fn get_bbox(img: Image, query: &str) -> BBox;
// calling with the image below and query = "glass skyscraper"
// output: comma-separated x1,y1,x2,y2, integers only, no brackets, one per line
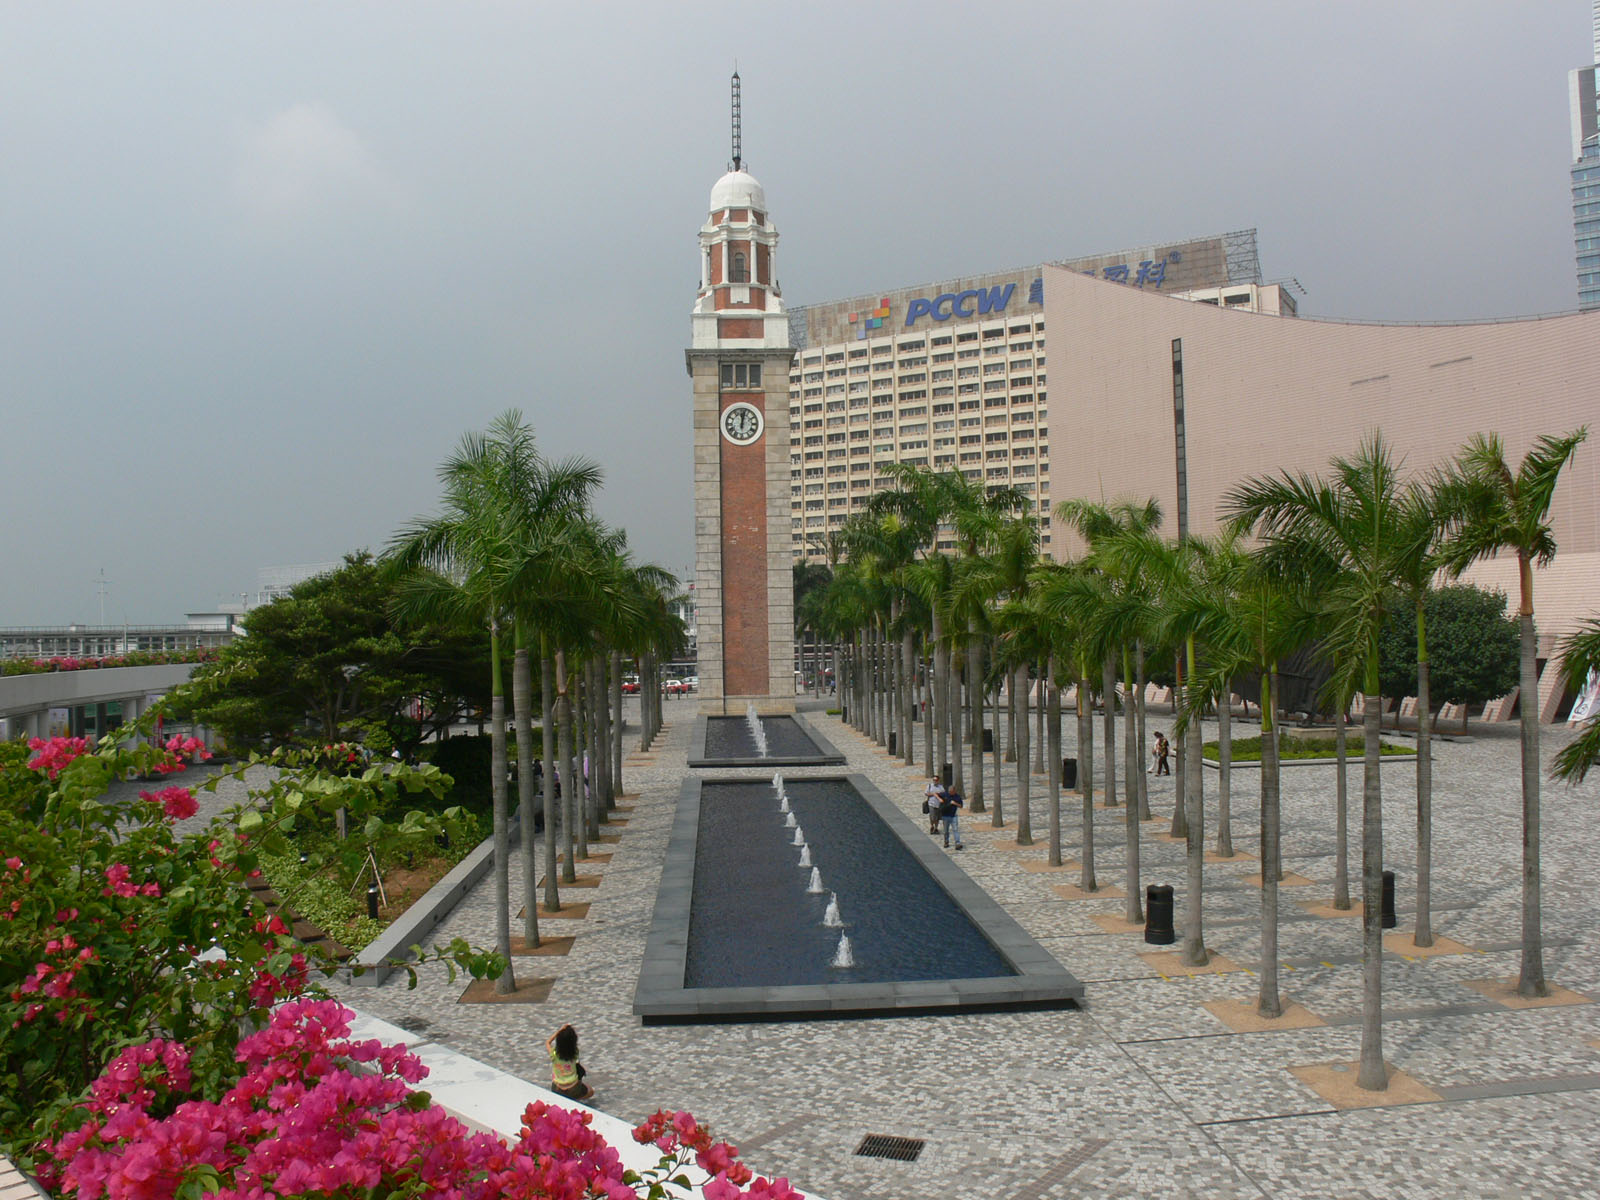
1570,8,1600,310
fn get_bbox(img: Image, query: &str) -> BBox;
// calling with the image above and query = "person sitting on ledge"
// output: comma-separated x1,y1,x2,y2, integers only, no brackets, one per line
547,1023,594,1102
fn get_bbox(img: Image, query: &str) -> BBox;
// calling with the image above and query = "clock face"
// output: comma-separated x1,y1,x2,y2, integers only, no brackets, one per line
721,402,764,445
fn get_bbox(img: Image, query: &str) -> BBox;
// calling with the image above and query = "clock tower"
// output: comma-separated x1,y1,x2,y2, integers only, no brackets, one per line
688,73,796,713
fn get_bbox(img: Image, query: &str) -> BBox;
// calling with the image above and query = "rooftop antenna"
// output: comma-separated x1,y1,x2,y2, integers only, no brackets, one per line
730,69,742,172
94,568,111,626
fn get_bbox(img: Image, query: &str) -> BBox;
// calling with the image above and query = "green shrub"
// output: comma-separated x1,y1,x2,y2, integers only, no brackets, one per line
422,735,493,816
1202,734,1414,762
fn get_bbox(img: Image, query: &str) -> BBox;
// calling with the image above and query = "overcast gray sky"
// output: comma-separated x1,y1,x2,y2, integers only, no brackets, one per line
0,2,1589,625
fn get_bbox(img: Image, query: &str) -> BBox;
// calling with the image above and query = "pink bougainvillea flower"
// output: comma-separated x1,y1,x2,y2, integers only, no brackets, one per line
28,736,91,779
139,786,198,821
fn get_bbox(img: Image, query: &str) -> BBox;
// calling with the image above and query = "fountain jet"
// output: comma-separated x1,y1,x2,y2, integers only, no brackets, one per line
747,704,769,757
807,868,823,894
830,934,854,968
823,893,842,927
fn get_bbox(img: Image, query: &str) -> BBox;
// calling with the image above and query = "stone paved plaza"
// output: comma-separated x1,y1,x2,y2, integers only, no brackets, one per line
288,698,1600,1200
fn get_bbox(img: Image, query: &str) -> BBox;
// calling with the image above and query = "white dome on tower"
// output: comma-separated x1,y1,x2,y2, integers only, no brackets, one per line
709,169,766,213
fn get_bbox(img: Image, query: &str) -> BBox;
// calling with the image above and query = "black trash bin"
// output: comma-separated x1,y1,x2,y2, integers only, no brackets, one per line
1145,884,1176,945
888,732,897,755
1381,869,1397,930
981,728,994,752
941,762,953,789
1062,757,1078,789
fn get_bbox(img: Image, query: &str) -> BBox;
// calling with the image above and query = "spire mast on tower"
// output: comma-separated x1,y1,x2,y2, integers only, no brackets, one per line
730,70,742,172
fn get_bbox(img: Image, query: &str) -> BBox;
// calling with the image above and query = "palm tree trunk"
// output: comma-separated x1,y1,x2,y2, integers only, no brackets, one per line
902,627,916,767
870,624,882,744
1014,662,1033,845
1258,667,1281,1017
968,620,984,812
932,614,948,782
1181,638,1209,968
592,660,608,818
1033,660,1046,776
922,641,935,781
1334,692,1351,909
557,649,581,875
1123,648,1143,924
1217,685,1234,858
513,633,541,949
1136,641,1151,820
1102,654,1118,807
489,617,516,993
1357,674,1387,1091
1414,600,1434,947
888,611,900,751
1516,561,1547,997
990,680,1005,827
541,650,560,913
1076,662,1093,888
1170,653,1188,839
610,650,624,803
1007,668,1019,764
950,644,964,795
1047,656,1062,867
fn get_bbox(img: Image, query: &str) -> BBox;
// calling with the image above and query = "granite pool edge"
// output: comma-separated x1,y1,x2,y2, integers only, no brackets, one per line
685,711,847,769
632,773,1083,1022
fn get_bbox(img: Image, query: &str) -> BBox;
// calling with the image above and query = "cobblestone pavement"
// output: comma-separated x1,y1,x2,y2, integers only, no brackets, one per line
313,699,1600,1199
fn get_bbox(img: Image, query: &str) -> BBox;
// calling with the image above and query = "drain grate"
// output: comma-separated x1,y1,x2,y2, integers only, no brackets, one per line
853,1135,925,1162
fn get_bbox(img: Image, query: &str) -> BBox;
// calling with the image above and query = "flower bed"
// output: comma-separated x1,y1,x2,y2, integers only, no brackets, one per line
33,1000,801,1200
0,649,216,678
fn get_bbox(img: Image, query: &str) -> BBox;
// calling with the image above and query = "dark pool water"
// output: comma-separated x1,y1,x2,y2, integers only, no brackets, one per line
685,779,1017,988
702,715,825,759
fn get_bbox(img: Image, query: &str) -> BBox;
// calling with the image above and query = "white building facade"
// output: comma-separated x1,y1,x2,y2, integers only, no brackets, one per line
785,230,1277,559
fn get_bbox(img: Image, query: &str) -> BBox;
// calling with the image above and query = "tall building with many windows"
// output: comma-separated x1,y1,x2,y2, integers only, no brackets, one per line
784,230,1288,558
1571,5,1600,310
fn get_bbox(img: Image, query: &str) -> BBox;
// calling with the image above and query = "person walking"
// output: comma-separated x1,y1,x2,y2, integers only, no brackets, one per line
924,777,945,835
940,783,965,850
1153,731,1171,776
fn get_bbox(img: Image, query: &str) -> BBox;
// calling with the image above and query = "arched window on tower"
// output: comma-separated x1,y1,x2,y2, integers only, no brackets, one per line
731,251,748,283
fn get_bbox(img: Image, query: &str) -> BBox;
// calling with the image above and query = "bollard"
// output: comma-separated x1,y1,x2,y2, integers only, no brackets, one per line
367,881,380,920
1062,757,1078,789
1145,884,1176,945
1381,869,1397,930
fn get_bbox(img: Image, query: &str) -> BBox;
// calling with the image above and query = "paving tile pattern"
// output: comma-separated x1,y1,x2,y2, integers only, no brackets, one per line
274,701,1600,1199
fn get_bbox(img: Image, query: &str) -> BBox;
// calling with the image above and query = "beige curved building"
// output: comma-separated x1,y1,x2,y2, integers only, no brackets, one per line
1042,265,1600,720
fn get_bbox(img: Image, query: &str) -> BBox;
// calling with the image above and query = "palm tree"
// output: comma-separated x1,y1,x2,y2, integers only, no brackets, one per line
1036,561,1110,887
491,429,606,941
387,416,554,992
1387,477,1455,947
1108,530,1216,966
1189,540,1317,1017
1553,618,1600,783
1226,433,1413,1090
1439,427,1588,998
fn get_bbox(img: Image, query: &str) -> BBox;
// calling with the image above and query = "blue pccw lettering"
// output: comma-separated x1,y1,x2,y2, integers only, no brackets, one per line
903,283,1015,326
